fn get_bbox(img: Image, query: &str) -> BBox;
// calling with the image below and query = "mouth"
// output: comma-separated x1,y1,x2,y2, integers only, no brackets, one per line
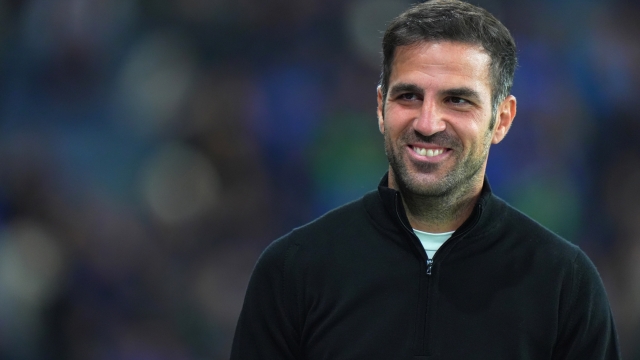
410,145,449,158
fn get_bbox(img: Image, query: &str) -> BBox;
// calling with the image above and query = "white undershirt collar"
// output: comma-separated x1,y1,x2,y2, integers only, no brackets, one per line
413,229,455,259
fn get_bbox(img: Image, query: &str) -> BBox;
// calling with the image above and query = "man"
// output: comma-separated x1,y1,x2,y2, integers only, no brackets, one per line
231,0,620,359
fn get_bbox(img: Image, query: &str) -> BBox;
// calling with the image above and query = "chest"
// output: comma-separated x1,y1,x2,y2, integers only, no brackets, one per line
298,249,560,360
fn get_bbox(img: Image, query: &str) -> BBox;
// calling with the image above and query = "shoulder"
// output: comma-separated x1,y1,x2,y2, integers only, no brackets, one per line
480,194,608,294
482,194,583,263
256,194,372,269
481,199,620,357
291,195,370,239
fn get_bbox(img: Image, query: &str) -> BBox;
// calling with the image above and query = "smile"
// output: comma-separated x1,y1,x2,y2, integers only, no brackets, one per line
411,146,446,157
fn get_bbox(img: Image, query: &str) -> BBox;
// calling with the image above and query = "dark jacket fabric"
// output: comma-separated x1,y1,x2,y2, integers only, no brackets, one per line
231,175,620,359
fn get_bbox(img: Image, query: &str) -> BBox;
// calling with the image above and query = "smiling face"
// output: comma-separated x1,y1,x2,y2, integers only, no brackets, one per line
377,41,515,199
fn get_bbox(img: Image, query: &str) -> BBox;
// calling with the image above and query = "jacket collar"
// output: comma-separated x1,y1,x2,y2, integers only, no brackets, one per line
375,172,493,237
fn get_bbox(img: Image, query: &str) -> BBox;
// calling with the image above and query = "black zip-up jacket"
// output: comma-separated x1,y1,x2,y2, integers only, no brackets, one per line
231,175,620,359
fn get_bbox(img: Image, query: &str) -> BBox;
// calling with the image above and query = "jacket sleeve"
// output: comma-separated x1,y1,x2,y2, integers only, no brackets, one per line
230,237,302,359
552,250,621,359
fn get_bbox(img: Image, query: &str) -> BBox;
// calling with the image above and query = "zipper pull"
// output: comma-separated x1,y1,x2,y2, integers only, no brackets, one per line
426,258,433,275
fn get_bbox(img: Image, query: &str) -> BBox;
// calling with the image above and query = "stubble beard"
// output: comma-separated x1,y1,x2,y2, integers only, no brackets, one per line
383,124,493,221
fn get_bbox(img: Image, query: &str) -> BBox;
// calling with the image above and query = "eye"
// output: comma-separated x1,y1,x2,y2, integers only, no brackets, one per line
446,96,470,105
397,93,420,101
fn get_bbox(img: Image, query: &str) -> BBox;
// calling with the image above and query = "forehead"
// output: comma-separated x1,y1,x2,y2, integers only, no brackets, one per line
389,41,491,91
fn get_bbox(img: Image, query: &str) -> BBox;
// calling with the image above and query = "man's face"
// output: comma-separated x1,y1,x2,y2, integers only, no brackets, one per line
377,41,513,197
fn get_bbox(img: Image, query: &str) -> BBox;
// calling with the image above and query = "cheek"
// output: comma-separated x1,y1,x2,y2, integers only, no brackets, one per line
383,121,406,141
460,113,493,145
381,108,414,134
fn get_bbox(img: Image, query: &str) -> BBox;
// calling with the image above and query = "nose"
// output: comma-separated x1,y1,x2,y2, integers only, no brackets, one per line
413,99,446,136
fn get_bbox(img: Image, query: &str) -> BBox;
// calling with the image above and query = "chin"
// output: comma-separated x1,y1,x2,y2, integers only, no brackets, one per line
407,182,452,197
396,173,454,197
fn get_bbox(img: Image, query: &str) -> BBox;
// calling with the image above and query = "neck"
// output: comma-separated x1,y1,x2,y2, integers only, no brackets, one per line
389,172,483,233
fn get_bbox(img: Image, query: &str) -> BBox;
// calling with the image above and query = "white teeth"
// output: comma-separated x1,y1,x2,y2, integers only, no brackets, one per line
414,147,444,157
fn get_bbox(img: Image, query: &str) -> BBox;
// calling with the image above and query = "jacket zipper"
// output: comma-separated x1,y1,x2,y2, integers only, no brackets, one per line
393,193,438,275
394,192,485,356
394,193,432,355
394,193,485,270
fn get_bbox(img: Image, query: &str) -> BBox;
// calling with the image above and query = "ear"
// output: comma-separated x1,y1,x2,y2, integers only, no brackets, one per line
491,95,516,144
377,86,385,134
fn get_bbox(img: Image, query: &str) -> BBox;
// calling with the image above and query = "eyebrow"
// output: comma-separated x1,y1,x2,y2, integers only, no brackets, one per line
388,83,424,98
388,83,484,104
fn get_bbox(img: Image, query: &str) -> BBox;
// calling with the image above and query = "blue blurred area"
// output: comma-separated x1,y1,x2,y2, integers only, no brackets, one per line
0,0,639,358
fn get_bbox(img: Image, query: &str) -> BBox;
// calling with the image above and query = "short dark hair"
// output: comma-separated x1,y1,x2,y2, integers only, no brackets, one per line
380,0,517,114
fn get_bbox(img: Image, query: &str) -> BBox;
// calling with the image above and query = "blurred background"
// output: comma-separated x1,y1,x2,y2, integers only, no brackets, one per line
0,0,638,358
